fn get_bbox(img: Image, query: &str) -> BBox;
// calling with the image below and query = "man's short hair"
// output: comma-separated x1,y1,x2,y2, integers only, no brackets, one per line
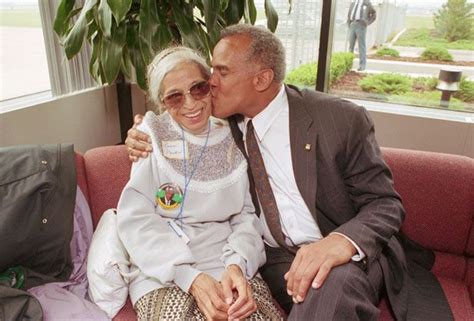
220,24,286,82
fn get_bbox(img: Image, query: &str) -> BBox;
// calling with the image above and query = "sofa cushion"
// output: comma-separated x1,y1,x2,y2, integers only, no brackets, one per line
437,276,473,321
377,276,473,321
83,146,131,228
467,259,474,306
382,148,474,256
113,300,135,321
432,251,466,281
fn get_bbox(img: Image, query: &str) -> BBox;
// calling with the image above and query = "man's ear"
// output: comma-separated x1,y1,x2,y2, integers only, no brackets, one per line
253,69,275,92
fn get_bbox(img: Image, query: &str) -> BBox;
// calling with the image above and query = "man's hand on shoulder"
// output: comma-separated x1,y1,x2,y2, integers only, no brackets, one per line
285,233,357,304
125,114,152,162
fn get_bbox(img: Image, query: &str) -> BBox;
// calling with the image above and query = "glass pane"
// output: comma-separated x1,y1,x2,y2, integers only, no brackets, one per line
256,0,322,88
0,1,51,101
328,0,474,113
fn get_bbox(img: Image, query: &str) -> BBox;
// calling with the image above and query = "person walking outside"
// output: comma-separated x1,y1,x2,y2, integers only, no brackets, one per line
347,0,377,71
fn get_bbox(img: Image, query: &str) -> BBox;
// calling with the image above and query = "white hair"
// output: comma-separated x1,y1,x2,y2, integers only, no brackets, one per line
147,46,210,110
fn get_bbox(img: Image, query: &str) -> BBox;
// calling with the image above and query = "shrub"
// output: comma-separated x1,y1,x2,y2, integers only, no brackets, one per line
329,52,355,83
285,62,318,86
421,47,453,61
413,76,438,91
434,0,474,42
454,77,474,101
375,47,400,57
285,52,355,86
359,73,413,95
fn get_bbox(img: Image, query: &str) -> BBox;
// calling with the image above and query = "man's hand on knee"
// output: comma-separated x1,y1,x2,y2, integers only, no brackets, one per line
284,234,357,304
125,114,152,162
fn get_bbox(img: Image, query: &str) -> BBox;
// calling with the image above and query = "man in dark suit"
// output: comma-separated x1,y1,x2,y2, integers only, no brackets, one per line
126,24,453,321
347,0,377,71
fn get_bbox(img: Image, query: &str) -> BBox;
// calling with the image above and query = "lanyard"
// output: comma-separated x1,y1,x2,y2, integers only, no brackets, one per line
176,120,211,226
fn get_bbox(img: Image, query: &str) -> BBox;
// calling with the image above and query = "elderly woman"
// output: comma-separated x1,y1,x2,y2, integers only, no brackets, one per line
117,46,281,320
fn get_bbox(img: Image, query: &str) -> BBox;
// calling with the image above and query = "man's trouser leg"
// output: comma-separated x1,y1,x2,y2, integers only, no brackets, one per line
259,245,294,314
348,21,357,53
260,245,384,321
356,21,368,70
289,259,383,321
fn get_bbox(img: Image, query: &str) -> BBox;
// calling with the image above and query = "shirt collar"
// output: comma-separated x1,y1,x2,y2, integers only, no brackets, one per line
244,85,287,141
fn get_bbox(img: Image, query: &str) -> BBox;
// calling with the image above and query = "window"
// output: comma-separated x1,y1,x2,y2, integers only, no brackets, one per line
0,0,95,112
255,0,323,89
327,0,474,113
275,0,474,113
0,1,51,102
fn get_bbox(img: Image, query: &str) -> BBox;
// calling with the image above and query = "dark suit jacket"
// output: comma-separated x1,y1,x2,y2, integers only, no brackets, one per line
229,85,452,321
347,0,377,25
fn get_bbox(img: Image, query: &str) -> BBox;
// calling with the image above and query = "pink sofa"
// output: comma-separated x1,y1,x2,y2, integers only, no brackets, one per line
77,145,474,321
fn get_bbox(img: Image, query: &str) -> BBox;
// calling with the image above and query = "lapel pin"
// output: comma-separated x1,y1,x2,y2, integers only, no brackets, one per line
305,144,311,151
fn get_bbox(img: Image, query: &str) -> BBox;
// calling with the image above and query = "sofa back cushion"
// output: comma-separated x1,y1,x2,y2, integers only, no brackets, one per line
382,148,474,256
83,145,131,228
81,145,474,257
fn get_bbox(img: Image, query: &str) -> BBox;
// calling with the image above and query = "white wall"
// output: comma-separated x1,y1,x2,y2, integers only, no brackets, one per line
369,110,473,158
0,86,120,154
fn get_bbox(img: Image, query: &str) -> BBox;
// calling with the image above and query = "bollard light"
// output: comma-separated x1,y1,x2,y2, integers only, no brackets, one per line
436,69,462,108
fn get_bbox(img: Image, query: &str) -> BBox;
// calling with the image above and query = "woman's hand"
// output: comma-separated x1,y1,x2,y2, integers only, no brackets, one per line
124,114,152,162
221,265,257,320
189,273,229,320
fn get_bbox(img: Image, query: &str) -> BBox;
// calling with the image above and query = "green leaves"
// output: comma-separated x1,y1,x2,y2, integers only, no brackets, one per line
97,0,112,37
53,0,289,90
63,0,97,59
107,0,132,24
54,0,75,37
138,0,161,64
244,0,257,24
203,0,219,32
100,22,127,84
265,0,278,32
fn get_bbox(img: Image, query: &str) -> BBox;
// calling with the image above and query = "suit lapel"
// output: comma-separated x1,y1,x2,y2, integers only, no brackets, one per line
286,85,319,221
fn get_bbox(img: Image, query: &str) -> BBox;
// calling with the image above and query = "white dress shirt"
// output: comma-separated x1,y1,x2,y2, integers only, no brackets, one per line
351,0,364,21
241,85,365,260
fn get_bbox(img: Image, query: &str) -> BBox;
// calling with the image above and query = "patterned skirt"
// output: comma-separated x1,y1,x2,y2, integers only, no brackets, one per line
134,277,284,320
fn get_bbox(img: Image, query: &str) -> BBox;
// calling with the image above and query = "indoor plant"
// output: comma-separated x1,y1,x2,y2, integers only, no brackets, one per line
53,0,287,141
53,0,285,90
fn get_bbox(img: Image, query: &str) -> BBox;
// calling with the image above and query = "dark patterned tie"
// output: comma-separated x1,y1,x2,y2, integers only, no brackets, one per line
245,120,297,253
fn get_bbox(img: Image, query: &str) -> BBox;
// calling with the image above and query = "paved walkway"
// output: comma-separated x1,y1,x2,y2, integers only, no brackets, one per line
353,58,474,80
390,46,474,62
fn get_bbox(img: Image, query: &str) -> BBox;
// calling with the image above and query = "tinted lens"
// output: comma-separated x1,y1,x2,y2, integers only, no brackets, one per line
163,92,184,109
162,81,210,109
189,81,210,100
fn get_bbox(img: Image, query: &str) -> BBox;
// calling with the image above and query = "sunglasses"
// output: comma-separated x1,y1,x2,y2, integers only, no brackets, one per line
161,81,211,110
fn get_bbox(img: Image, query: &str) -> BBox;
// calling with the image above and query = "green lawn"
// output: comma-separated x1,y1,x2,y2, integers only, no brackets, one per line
0,10,42,28
395,27,474,50
404,15,434,29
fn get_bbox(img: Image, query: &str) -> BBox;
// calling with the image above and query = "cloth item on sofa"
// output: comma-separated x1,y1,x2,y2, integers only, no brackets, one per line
28,187,109,321
0,144,76,288
87,209,131,318
0,286,43,321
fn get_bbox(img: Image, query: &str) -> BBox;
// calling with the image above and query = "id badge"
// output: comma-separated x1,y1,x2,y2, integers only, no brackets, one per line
162,140,188,160
167,220,190,245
